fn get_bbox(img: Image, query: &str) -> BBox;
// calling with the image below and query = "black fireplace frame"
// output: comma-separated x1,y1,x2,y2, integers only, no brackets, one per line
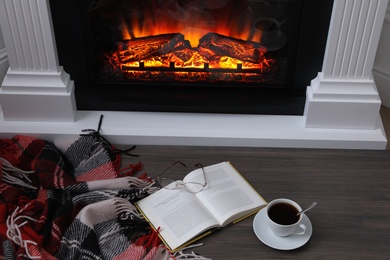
49,0,334,115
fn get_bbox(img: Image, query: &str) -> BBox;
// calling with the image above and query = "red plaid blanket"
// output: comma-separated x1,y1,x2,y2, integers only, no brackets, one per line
0,135,166,259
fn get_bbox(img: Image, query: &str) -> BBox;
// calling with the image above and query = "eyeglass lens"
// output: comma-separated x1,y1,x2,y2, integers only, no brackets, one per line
159,178,205,193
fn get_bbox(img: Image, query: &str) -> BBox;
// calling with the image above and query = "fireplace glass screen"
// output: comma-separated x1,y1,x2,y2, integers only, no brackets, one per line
90,0,296,86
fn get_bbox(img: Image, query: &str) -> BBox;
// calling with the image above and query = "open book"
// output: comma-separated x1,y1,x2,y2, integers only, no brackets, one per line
136,161,267,252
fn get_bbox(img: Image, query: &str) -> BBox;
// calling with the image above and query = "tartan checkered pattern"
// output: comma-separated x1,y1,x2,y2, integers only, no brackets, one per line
0,135,165,259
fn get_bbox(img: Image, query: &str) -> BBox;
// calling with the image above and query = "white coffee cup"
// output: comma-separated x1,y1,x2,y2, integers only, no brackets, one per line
266,198,307,237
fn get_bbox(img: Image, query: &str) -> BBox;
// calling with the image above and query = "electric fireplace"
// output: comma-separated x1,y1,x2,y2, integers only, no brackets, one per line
49,0,333,115
0,0,388,149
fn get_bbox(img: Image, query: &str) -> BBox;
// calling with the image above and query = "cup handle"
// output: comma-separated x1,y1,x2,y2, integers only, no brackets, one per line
293,223,307,235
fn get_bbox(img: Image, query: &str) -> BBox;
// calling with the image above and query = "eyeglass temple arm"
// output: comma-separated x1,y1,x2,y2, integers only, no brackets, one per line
195,163,208,187
158,161,187,178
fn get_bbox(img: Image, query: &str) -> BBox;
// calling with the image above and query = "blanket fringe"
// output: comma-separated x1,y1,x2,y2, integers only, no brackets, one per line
127,176,159,195
136,229,212,260
173,243,212,260
1,157,36,190
114,198,144,220
117,162,144,177
134,227,161,251
6,205,40,259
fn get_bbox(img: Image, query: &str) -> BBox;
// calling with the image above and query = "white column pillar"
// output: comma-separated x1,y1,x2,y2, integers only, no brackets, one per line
0,0,76,122
305,0,389,129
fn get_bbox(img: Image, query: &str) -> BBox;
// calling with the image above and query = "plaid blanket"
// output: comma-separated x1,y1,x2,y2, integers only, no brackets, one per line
0,135,210,260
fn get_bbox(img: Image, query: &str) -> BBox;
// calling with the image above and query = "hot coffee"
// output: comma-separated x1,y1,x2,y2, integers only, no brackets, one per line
268,202,299,225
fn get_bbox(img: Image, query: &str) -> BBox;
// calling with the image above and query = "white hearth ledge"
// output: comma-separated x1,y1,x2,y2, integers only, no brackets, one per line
0,109,387,150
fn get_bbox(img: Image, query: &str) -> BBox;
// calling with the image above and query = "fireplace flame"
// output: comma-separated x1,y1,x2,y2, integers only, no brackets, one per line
102,2,274,82
121,3,261,47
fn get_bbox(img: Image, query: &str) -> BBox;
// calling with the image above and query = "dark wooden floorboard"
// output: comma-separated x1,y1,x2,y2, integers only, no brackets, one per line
118,145,390,259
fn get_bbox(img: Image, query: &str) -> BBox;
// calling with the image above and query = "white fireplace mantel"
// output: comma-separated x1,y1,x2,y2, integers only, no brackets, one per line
0,0,388,150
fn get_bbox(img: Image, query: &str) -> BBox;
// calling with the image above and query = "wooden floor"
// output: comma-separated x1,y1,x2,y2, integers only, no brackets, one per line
380,105,390,150
112,107,390,258
119,145,390,259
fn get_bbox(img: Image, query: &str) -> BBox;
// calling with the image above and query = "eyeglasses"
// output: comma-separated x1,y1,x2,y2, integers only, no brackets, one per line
157,161,208,193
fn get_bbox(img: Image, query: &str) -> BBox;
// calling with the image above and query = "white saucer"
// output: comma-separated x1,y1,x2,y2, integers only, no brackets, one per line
253,208,312,250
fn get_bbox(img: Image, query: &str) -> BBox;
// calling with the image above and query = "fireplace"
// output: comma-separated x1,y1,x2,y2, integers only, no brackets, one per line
49,0,333,115
0,0,388,149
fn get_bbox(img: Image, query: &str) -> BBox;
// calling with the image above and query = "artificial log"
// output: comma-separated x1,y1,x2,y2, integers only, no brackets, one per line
199,33,267,63
118,33,191,63
171,48,197,62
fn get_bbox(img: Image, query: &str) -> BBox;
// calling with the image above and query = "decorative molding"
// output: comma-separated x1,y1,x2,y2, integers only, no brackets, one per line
0,0,59,71
0,47,8,84
0,0,76,122
306,0,388,130
322,0,385,79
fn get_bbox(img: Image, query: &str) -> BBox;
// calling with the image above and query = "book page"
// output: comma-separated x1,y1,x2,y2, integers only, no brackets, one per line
136,188,220,251
183,162,266,226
